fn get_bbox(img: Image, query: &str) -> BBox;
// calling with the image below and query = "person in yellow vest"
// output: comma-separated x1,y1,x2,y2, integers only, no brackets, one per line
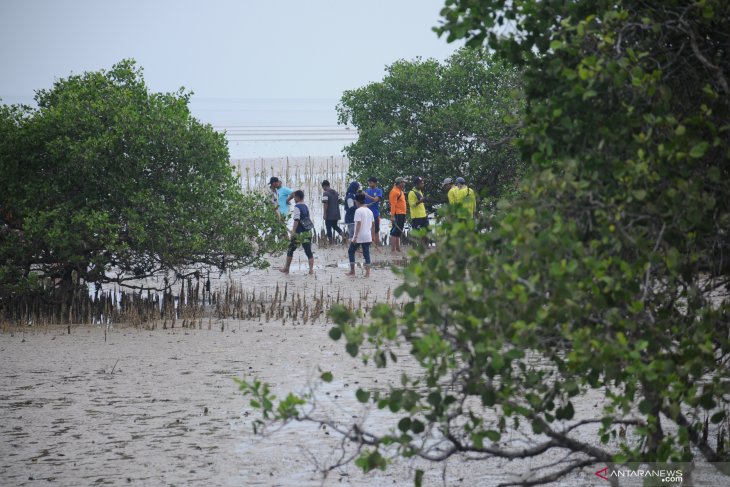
408,176,429,232
454,177,476,218
442,177,458,205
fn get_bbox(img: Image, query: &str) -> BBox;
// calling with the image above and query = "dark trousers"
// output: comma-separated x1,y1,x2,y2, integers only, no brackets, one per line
411,217,429,231
324,219,345,240
287,233,313,258
348,242,371,266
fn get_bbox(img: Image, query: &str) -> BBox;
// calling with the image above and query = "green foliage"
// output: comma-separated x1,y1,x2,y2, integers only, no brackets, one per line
337,48,523,205
236,377,307,434
240,1,730,484
0,60,285,299
355,449,387,473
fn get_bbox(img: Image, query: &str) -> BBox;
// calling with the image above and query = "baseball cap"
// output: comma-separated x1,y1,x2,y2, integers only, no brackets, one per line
394,177,407,184
413,176,424,184
269,176,280,186
442,177,453,186
455,177,466,184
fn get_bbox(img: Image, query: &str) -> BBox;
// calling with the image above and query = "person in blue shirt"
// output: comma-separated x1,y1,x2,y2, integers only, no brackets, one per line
344,181,361,239
268,176,293,218
364,176,383,245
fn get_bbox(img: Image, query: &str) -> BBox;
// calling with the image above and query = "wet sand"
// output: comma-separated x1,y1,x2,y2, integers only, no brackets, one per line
1,246,725,486
0,245,429,487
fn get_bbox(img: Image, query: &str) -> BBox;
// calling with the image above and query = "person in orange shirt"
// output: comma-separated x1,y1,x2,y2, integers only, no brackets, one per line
388,177,407,253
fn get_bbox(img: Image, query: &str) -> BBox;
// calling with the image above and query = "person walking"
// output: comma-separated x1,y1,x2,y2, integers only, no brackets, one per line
280,190,314,275
269,177,293,219
344,181,361,240
364,176,383,245
388,177,407,253
321,180,346,244
346,193,374,278
454,177,477,218
408,176,429,232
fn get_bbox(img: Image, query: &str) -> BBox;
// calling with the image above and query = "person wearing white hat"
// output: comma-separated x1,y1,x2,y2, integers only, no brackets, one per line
442,177,458,205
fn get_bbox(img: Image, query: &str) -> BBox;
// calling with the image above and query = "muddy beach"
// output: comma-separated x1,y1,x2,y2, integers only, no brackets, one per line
1,246,725,486
0,246,441,487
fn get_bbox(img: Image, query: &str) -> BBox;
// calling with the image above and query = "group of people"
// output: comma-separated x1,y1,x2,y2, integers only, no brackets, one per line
268,174,476,276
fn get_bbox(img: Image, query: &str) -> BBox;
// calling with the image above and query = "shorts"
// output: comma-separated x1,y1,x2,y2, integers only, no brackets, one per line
389,214,406,237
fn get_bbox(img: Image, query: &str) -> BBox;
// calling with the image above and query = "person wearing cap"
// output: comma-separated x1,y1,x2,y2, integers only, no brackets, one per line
442,177,458,205
268,177,280,217
268,176,293,218
408,176,429,233
388,177,407,253
454,177,477,218
364,177,383,245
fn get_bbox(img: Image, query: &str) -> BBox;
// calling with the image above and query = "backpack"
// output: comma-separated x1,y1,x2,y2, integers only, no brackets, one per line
300,215,314,231
297,204,314,231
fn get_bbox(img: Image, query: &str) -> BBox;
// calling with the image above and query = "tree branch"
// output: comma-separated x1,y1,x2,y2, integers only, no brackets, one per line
497,458,597,487
680,20,729,93
663,407,721,463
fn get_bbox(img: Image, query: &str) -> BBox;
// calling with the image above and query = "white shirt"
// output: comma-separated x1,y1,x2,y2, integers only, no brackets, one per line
353,206,374,243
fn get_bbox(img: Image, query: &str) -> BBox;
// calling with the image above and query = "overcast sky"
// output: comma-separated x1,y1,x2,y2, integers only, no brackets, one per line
0,0,460,101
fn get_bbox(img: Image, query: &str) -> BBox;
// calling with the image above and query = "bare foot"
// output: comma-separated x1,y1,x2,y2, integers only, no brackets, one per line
345,271,356,277
309,270,314,275
279,268,289,274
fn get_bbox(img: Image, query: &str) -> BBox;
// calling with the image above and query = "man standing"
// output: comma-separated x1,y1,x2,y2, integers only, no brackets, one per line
280,190,314,275
442,177,458,205
454,177,477,218
346,193,374,278
321,180,346,244
408,176,429,232
388,177,407,253
364,176,383,245
268,177,293,218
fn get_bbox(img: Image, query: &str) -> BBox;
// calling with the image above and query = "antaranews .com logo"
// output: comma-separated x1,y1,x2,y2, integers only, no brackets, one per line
595,465,683,484
590,462,730,486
